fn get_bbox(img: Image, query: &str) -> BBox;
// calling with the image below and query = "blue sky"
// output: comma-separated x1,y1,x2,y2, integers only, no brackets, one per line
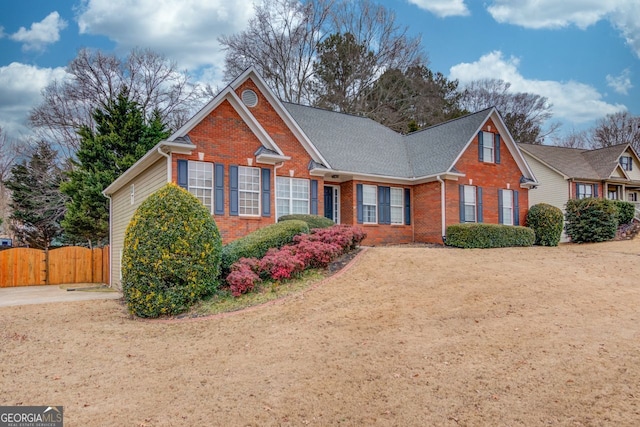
1,0,638,144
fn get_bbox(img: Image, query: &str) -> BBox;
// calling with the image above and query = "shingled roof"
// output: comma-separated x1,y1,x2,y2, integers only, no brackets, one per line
518,143,630,180
283,103,495,178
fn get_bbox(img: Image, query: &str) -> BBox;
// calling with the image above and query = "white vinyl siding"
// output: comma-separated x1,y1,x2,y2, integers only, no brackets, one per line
110,158,167,289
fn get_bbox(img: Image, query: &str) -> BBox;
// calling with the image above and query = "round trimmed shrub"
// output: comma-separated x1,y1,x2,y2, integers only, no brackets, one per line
122,183,222,318
278,214,335,229
526,203,564,246
565,197,617,243
613,200,635,225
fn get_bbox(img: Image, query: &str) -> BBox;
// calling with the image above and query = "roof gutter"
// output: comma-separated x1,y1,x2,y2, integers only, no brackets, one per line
157,147,171,183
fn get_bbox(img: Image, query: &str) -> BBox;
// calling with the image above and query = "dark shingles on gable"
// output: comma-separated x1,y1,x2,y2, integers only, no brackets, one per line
283,103,494,178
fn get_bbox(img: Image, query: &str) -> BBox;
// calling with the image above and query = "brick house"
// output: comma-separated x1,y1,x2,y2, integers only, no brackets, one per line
104,67,538,288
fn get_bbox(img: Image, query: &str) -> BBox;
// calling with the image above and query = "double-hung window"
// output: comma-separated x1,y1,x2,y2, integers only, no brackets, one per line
362,185,377,223
276,177,309,219
482,131,494,163
463,185,477,222
576,183,593,199
501,189,514,226
390,188,404,225
620,156,633,171
239,166,260,216
187,161,213,213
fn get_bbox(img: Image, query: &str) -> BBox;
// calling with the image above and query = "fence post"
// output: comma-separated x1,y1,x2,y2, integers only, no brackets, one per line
44,247,49,286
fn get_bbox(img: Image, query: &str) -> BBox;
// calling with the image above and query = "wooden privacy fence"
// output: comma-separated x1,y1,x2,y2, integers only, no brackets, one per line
0,246,109,287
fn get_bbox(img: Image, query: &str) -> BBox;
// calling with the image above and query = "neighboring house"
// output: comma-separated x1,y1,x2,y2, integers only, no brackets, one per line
518,143,640,238
104,67,538,288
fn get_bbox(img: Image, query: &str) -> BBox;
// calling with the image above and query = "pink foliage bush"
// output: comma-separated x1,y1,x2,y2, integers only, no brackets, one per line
258,246,306,281
226,257,261,296
226,225,366,297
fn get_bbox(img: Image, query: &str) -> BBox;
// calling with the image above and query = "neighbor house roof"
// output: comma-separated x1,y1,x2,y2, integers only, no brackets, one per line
518,143,632,180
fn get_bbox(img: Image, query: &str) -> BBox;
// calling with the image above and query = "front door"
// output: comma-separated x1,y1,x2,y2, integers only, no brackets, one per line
323,186,340,223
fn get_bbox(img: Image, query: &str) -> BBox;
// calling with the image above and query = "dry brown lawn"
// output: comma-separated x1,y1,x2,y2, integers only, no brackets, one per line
2,239,640,426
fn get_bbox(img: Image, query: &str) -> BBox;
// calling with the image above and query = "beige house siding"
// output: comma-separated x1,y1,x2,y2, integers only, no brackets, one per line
623,148,640,181
522,152,571,241
110,158,168,289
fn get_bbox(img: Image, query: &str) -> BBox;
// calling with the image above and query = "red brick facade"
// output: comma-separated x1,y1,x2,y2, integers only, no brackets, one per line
164,75,531,246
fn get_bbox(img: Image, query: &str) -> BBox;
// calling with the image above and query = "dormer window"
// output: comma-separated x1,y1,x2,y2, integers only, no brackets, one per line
620,156,632,171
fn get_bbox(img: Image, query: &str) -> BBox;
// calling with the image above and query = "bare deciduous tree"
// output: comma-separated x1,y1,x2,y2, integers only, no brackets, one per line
29,48,209,157
591,111,640,151
549,128,593,149
0,127,18,236
220,0,334,104
459,79,559,144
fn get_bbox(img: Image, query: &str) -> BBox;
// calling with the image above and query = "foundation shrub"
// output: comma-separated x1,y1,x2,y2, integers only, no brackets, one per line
278,214,335,229
446,223,535,248
221,220,309,273
122,184,222,318
565,198,617,243
526,203,564,246
258,246,306,281
227,258,261,297
613,200,635,225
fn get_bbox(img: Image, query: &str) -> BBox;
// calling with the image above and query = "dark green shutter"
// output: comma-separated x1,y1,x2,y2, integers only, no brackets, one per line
575,182,580,199
495,134,501,164
214,163,224,215
177,159,188,189
310,180,318,215
498,189,504,224
514,190,520,226
459,185,465,222
477,187,483,223
229,165,238,216
404,188,411,225
356,184,363,224
261,168,271,217
478,132,484,162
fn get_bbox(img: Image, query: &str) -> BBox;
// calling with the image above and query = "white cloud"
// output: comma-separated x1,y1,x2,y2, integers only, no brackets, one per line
10,11,67,51
606,69,633,95
486,0,640,57
0,63,68,139
407,0,469,17
76,0,255,80
449,51,625,125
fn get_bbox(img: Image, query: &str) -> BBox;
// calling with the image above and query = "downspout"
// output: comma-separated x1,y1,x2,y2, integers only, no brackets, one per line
157,147,171,183
273,162,285,222
437,175,446,243
105,193,112,288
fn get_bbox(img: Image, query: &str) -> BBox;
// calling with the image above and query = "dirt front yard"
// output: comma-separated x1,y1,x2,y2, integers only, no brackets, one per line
2,239,640,426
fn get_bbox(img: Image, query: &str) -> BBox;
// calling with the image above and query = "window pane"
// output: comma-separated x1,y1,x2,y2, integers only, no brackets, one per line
464,185,475,203
503,190,513,208
390,188,403,206
363,205,376,223
292,200,309,214
502,207,513,225
187,161,213,212
239,166,260,215
465,205,476,222
482,132,494,162
363,185,376,205
391,206,403,224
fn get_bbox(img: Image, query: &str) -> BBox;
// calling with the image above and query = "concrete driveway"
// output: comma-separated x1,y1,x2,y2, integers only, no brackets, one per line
0,284,121,307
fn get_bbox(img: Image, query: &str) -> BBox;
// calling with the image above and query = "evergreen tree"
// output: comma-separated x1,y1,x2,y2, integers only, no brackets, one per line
61,88,170,247
4,141,66,249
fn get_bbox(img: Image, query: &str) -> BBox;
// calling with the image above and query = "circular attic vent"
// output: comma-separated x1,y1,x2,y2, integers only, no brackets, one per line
241,89,258,107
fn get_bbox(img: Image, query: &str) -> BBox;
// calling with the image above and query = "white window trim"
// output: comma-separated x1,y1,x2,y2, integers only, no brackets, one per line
239,166,261,217
502,189,514,226
276,177,310,219
464,185,477,223
482,131,495,163
390,187,404,225
187,160,214,214
362,184,377,224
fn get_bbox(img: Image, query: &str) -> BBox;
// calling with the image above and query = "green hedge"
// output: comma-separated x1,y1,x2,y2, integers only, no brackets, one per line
278,214,335,229
221,220,310,272
122,184,222,318
613,200,635,225
445,223,535,248
565,198,617,243
526,203,564,246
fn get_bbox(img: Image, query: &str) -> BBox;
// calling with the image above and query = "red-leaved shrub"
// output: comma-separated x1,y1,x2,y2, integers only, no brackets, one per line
294,239,342,268
258,246,306,281
227,257,261,296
